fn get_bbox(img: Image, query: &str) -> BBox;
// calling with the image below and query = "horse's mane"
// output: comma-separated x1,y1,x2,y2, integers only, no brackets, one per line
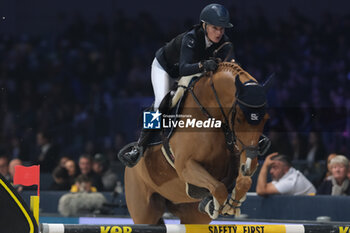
217,62,257,83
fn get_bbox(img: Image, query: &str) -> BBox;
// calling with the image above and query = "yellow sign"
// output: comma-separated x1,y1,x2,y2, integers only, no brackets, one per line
100,226,132,233
339,226,350,233
185,225,286,233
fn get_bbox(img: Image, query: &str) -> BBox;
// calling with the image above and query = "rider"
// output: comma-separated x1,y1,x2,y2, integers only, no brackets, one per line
120,3,235,167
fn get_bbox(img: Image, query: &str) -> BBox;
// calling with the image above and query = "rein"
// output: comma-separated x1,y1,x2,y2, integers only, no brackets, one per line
188,73,260,159
213,42,234,62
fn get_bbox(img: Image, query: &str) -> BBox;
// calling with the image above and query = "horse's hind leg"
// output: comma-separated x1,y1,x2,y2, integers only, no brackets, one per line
125,168,166,224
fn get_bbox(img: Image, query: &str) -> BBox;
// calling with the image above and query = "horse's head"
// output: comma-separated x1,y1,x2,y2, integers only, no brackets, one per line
232,73,273,176
188,62,272,176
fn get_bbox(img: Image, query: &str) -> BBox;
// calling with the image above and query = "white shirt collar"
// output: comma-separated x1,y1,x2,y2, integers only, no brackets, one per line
205,36,213,48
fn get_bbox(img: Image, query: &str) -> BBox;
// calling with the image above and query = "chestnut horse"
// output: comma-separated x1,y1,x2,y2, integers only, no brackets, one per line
124,62,271,224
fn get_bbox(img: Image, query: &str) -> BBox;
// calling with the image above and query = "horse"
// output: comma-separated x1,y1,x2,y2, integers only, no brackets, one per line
124,62,272,224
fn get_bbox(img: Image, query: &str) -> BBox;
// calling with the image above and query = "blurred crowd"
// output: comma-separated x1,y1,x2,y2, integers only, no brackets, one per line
1,6,350,196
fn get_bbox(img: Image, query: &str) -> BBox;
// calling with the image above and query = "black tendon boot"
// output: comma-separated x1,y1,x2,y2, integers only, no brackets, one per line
118,128,153,167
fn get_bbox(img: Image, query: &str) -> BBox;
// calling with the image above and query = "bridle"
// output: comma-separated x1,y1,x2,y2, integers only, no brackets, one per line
188,74,263,161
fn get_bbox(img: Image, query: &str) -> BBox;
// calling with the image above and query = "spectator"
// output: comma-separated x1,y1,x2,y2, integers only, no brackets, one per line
65,159,79,185
70,174,97,193
8,158,22,179
36,130,60,172
304,132,327,167
0,7,350,183
49,166,71,191
323,153,337,181
8,158,23,192
92,153,118,191
58,174,107,216
110,132,127,162
317,155,350,195
78,154,104,191
59,156,71,168
0,155,10,181
256,152,316,196
114,133,127,153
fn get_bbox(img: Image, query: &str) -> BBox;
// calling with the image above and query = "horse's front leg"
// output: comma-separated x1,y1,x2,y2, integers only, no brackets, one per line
221,157,258,216
178,159,228,219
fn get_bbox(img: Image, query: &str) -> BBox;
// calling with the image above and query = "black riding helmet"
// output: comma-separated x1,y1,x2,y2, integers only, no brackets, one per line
200,3,233,28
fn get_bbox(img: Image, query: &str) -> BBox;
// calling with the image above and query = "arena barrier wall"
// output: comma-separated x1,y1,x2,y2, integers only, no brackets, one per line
20,190,350,222
41,224,350,233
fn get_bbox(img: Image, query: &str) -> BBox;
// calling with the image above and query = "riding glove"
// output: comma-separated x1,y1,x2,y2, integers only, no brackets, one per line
200,59,218,72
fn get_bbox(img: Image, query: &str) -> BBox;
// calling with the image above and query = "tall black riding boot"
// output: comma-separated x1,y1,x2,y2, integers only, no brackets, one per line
119,128,153,167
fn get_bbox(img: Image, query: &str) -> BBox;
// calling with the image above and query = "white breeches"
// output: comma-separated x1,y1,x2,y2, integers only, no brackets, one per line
151,58,175,109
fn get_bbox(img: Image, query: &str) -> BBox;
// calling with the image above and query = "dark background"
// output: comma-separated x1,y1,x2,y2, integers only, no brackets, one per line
0,0,350,171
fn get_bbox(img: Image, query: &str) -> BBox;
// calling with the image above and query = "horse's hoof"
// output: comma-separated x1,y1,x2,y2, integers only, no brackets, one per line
198,196,219,219
235,208,241,216
223,206,240,216
117,142,143,167
198,196,211,213
221,189,247,216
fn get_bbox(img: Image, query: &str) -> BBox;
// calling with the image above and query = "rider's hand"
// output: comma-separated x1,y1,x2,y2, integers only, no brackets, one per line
200,59,218,72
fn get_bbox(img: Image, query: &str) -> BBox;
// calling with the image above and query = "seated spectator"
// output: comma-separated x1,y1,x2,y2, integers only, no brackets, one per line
59,156,71,168
8,158,23,192
323,153,337,181
36,130,60,172
0,155,10,181
70,174,97,193
256,152,316,196
58,174,106,216
317,155,350,195
49,166,71,190
78,154,104,191
92,153,118,191
305,132,327,167
64,159,79,185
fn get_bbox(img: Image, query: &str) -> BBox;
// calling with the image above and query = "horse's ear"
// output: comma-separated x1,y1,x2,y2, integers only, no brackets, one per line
235,75,244,93
263,73,274,92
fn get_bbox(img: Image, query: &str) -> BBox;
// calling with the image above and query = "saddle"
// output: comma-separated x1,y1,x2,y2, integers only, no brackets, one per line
148,73,202,147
